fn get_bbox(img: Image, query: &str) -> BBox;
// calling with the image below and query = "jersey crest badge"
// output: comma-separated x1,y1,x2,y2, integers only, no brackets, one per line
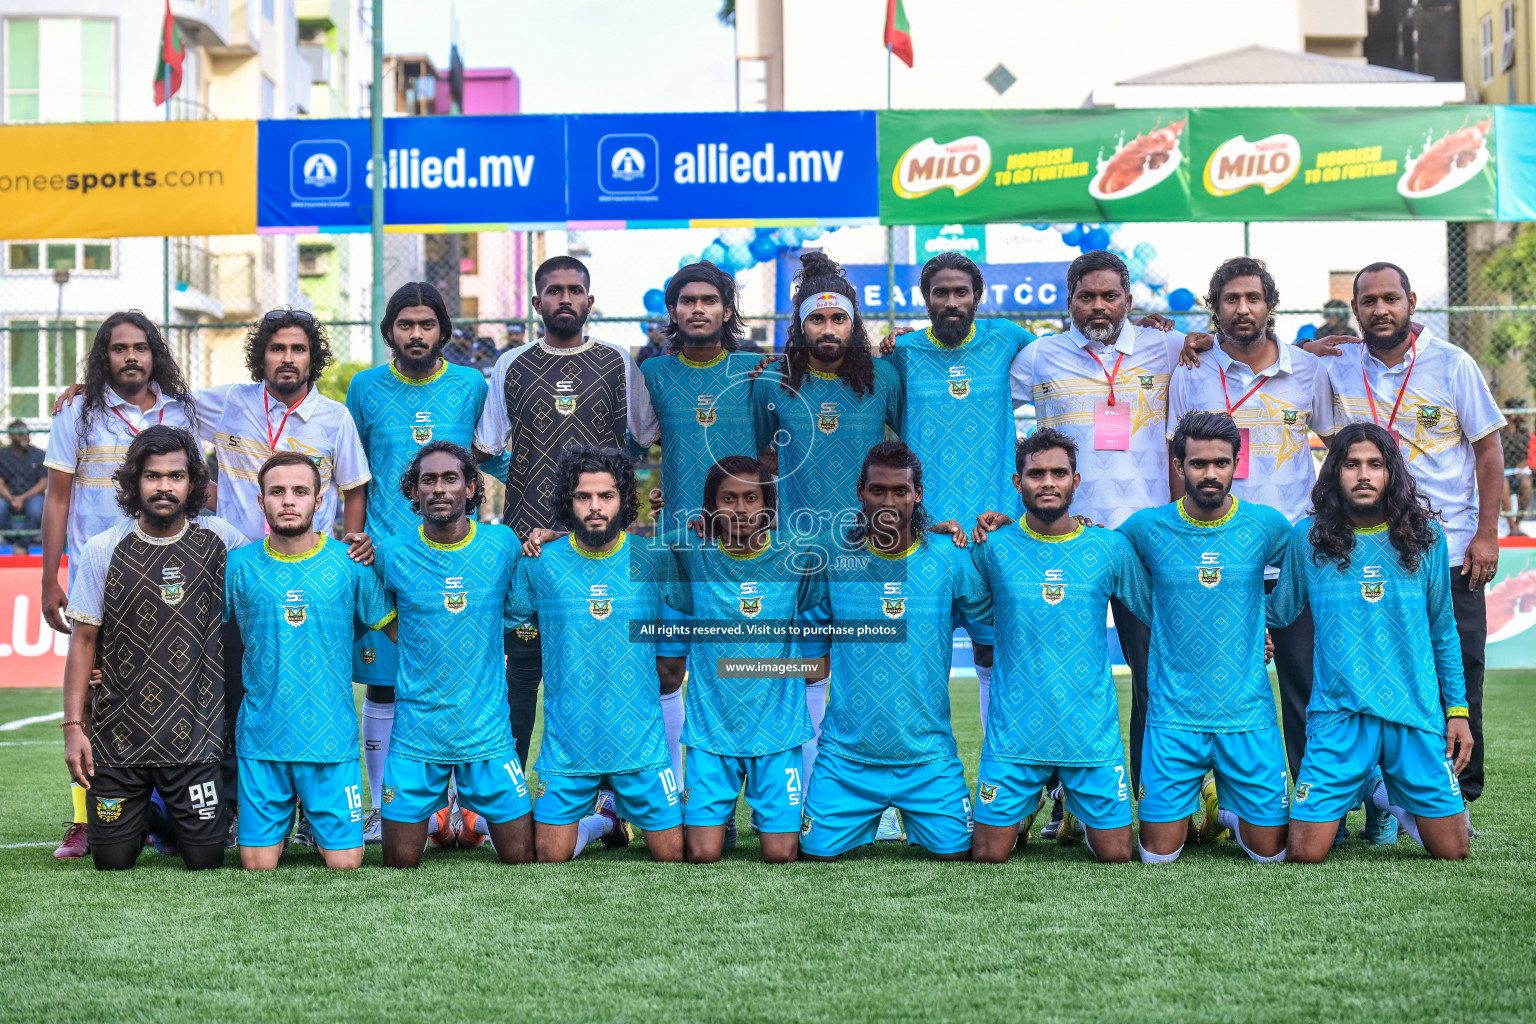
1138,374,1155,390
817,412,840,434
360,646,377,664
1198,566,1222,588
695,405,717,427
800,816,814,835
1361,581,1385,603
412,424,434,444
382,786,396,804
554,394,576,416
443,591,469,614
1294,783,1310,802
536,781,547,798
1282,409,1299,425
681,788,691,805
95,797,123,822
514,624,539,641
881,596,907,619
947,378,971,399
1417,405,1441,427
978,782,999,804
1041,583,1067,605
160,583,184,607
739,596,763,619
284,605,308,628
589,598,613,621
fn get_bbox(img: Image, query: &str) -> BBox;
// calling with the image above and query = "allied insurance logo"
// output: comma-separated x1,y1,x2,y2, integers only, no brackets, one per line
599,133,659,195
290,139,351,201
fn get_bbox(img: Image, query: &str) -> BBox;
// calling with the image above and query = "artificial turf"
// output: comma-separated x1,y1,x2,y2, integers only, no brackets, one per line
0,674,1532,1023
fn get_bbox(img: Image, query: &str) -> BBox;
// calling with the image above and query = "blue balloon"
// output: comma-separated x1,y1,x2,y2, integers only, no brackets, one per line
1061,227,1084,247
1133,241,1157,262
754,226,777,238
700,243,726,266
800,226,824,241
1031,223,1052,231
1126,255,1147,278
678,253,699,269
749,236,778,262
1167,288,1197,312
642,288,667,314
777,227,801,247
1082,227,1110,250
725,242,753,270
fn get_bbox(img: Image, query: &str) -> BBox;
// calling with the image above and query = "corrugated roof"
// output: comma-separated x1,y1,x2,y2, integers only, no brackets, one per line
1118,45,1435,86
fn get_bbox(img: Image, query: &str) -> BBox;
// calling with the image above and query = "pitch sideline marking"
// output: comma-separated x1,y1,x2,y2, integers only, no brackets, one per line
0,842,56,848
0,711,63,731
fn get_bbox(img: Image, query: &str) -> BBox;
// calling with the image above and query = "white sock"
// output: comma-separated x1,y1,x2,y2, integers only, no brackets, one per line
572,812,613,858
361,699,394,807
803,679,829,787
1139,840,1182,864
660,688,685,786
1082,829,1096,859
976,664,992,735
1372,781,1424,846
1217,809,1241,834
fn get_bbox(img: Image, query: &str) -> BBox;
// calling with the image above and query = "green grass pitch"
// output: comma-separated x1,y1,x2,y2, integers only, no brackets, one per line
1,674,1533,1023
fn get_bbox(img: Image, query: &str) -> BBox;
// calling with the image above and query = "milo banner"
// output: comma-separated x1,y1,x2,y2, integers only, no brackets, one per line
1188,106,1496,220
1485,541,1536,669
880,108,1192,225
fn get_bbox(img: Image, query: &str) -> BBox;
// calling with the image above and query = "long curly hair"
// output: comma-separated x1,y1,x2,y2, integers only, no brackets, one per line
399,441,484,518
781,251,875,398
846,440,933,546
112,425,209,520
1309,422,1439,572
245,309,332,385
701,455,778,540
550,445,638,534
77,311,196,444
663,262,744,353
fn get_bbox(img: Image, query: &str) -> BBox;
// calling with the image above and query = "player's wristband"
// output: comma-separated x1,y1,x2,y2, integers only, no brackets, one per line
1445,706,1470,719
60,720,85,730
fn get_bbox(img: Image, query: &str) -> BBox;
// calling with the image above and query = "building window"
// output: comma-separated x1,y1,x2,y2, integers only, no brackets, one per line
5,18,114,123
261,74,275,118
262,0,274,23
1503,2,1518,71
1482,15,1496,84
5,240,113,273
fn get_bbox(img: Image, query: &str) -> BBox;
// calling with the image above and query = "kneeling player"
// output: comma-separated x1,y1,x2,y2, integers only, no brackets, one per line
1119,413,1293,863
1269,423,1472,862
969,429,1150,863
374,443,534,867
798,442,985,861
662,456,821,864
226,452,394,869
509,445,684,863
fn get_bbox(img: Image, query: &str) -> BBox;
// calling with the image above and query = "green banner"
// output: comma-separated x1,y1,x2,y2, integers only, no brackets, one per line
878,107,1497,224
880,108,1192,225
1189,106,1496,220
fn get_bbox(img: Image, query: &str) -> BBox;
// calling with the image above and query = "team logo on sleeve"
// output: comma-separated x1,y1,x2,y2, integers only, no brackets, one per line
977,782,999,804
694,396,718,426
95,797,123,822
1361,581,1386,603
360,647,377,664
1041,583,1067,605
1282,409,1299,425
412,424,434,444
818,401,840,434
160,566,185,607
283,605,308,627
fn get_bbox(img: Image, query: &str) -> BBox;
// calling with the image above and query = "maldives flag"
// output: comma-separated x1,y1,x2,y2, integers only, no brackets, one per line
154,0,185,105
884,0,913,67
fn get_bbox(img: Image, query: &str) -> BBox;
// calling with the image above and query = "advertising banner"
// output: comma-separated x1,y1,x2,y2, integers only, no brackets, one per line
565,111,878,226
1484,541,1536,669
1187,106,1497,220
0,120,256,238
879,108,1193,225
1494,105,1536,221
257,114,567,231
0,561,67,688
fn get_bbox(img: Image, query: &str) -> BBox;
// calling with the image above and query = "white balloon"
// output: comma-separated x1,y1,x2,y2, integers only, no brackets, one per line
719,227,754,246
1141,260,1170,288
1130,281,1156,309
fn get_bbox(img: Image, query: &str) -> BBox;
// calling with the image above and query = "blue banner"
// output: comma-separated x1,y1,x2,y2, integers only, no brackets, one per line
1496,106,1536,222
565,111,878,226
258,115,566,230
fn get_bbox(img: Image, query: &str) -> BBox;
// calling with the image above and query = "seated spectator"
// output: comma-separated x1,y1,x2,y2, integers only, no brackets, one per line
0,418,46,531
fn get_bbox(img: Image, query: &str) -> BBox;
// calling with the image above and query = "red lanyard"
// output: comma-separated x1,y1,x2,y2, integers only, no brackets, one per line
1086,349,1126,406
264,389,298,452
1363,340,1417,432
1218,365,1266,414
111,406,163,436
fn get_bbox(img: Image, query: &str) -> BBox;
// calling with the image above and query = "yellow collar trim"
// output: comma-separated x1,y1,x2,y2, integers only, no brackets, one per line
924,323,977,349
866,535,921,561
1353,522,1390,535
1177,495,1239,529
573,531,626,560
678,349,727,369
390,359,447,385
1022,521,1082,543
807,367,840,380
264,533,326,563
717,531,772,561
419,520,476,552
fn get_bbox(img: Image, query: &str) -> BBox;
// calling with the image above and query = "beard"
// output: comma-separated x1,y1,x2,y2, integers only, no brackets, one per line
140,494,186,529
1346,491,1383,518
1079,317,1123,344
268,517,314,538
422,502,465,527
1363,318,1412,353
574,516,623,550
930,311,974,347
267,372,304,398
392,338,447,377
1218,315,1266,345
1023,488,1074,524
674,322,724,351
1187,482,1229,511
541,305,590,341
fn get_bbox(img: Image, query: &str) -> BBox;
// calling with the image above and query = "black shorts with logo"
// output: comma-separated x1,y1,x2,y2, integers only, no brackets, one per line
86,762,227,847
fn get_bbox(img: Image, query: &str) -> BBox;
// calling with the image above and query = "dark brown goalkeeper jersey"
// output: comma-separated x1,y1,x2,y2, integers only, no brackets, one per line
67,517,247,767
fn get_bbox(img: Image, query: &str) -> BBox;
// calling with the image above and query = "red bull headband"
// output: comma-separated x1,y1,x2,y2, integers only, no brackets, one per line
799,291,856,324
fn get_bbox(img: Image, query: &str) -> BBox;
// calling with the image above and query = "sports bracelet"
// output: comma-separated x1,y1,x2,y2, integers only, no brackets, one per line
1445,706,1470,719
59,720,85,730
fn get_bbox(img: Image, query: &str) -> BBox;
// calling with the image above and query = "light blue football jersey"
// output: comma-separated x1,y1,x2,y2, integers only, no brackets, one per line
345,360,489,539
661,529,820,756
505,533,670,777
890,319,1033,526
641,350,760,533
971,523,1152,766
224,536,395,762
374,521,519,763
1118,498,1293,733
751,359,902,537
801,532,991,766
1268,519,1466,735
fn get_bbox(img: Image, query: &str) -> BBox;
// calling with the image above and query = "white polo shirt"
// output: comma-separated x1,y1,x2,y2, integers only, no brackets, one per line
1010,320,1185,528
1319,326,1505,566
194,382,370,542
43,386,193,566
1168,339,1334,525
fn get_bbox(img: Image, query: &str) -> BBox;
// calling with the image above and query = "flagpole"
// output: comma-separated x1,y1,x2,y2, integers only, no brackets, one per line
162,48,171,341
886,43,895,339
887,43,892,110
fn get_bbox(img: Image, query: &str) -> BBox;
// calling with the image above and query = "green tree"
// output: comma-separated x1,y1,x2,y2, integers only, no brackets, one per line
1483,225,1536,395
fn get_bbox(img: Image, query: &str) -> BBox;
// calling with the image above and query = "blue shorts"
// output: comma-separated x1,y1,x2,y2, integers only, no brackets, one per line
658,602,690,659
961,616,994,647
380,752,532,824
238,757,364,850
1292,712,1464,823
800,749,973,857
534,766,683,832
353,631,398,686
974,757,1131,830
685,746,804,832
1140,724,1290,827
